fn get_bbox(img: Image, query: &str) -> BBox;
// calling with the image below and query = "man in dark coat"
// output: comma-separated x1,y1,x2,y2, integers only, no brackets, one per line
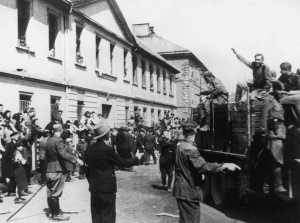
85,124,139,223
45,118,61,136
38,131,51,184
77,135,88,179
2,132,19,196
136,128,145,154
143,128,157,165
159,131,175,192
173,120,240,223
45,124,83,221
278,62,300,92
116,126,130,159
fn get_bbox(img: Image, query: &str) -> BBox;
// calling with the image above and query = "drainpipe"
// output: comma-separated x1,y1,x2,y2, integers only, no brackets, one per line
64,2,74,122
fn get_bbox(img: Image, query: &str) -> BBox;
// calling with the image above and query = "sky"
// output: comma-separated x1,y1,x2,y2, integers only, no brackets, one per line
116,0,300,93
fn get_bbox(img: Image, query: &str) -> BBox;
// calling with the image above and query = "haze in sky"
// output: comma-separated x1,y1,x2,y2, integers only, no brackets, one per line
116,0,300,93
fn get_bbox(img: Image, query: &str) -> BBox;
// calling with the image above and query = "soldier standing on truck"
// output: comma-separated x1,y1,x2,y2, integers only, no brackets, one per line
197,71,228,131
253,80,287,195
231,49,272,103
278,62,300,92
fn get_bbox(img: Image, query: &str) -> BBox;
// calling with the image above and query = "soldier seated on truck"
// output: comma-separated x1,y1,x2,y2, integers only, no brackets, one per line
253,80,287,195
198,71,228,131
231,49,272,103
278,62,300,92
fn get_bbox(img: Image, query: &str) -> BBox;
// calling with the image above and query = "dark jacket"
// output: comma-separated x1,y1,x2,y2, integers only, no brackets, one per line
159,139,175,167
136,133,144,150
144,134,156,150
278,72,300,91
44,121,56,136
85,140,138,192
1,141,16,178
173,140,222,202
65,145,75,171
116,131,127,152
125,132,134,154
45,135,77,173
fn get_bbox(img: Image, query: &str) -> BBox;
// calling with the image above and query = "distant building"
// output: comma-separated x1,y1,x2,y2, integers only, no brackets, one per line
133,23,209,119
0,0,179,128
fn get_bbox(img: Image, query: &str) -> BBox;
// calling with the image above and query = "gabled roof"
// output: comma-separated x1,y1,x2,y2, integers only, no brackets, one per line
135,37,180,74
138,34,208,71
72,0,136,45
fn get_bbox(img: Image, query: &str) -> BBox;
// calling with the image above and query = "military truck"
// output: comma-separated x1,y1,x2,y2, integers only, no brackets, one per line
192,94,300,209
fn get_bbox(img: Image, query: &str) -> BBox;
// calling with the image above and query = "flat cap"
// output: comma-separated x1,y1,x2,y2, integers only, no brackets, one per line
203,71,215,78
280,62,292,70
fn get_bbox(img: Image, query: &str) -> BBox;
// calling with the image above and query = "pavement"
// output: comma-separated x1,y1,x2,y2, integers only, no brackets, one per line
0,161,298,223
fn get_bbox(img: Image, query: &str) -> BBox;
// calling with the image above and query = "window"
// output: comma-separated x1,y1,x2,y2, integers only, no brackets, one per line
19,92,32,113
102,104,112,119
110,43,115,75
125,106,129,124
132,56,138,84
51,96,61,119
76,23,83,64
157,68,161,92
48,13,58,57
143,108,147,119
150,64,154,89
142,60,146,87
163,71,166,93
151,109,154,119
77,101,85,121
170,75,173,95
18,0,30,47
158,110,161,120
124,50,128,78
95,36,101,69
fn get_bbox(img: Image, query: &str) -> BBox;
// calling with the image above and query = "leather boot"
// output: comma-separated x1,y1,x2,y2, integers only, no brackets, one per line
272,167,288,195
51,198,69,221
47,197,53,218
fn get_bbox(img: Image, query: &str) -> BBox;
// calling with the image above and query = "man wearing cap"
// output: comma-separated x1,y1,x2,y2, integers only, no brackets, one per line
278,62,300,92
45,124,84,221
143,128,157,165
85,124,139,223
198,71,228,131
252,80,287,195
173,120,240,223
232,49,272,103
45,118,61,136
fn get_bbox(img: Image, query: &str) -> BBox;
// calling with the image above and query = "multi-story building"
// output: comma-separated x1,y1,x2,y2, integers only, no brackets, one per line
0,0,179,128
133,23,208,119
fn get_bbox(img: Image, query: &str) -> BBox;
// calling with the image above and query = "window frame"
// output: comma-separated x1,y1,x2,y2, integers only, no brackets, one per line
17,0,31,47
124,49,128,78
95,35,101,69
132,56,138,85
110,43,115,75
157,68,161,92
149,64,154,90
75,22,84,64
141,60,146,88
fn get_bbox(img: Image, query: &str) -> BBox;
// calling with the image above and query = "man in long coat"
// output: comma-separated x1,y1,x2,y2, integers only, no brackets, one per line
85,124,139,223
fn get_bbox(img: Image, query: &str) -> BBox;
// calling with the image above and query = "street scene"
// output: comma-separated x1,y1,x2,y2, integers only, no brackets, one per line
0,0,300,222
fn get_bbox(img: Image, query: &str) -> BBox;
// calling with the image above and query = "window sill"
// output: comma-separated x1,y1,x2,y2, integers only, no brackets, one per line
75,63,86,69
133,83,138,87
163,92,167,95
142,85,147,89
150,88,154,91
16,46,35,54
100,73,117,82
169,94,174,97
48,56,62,63
123,80,130,84
157,90,161,93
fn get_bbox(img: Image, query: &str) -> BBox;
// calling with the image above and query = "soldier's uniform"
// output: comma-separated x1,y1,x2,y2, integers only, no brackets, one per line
45,132,78,220
278,62,300,91
198,72,227,131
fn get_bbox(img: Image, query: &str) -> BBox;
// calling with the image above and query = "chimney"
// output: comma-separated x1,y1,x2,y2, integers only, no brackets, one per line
132,23,150,36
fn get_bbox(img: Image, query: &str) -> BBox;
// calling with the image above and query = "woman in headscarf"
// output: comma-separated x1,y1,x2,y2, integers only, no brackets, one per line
3,110,17,132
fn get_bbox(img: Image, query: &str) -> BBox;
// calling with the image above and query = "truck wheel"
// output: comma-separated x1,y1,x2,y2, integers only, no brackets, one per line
202,175,211,202
211,174,227,209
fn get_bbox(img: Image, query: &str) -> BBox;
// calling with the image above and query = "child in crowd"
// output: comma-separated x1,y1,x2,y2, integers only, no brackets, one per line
13,143,28,204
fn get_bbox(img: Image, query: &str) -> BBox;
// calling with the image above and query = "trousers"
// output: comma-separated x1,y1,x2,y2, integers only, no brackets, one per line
91,192,116,223
176,198,200,223
160,163,174,187
145,149,156,164
46,172,66,198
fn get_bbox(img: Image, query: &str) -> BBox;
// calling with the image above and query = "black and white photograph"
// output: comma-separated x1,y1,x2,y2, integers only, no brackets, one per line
0,0,299,222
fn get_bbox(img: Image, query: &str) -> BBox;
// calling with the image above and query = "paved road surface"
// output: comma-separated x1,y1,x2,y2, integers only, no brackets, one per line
0,162,298,222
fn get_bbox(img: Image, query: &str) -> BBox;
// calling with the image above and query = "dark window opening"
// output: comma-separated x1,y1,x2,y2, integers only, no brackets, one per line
18,0,30,47
76,24,83,64
150,64,154,89
163,71,166,93
142,60,146,87
124,50,128,78
157,68,161,92
19,93,32,113
77,101,84,121
110,44,115,75
132,56,138,84
49,13,58,57
96,36,101,69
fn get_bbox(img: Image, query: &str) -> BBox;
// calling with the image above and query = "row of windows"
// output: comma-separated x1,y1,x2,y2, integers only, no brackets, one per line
16,0,173,95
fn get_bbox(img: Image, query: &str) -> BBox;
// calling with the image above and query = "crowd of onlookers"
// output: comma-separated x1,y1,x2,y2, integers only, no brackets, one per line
0,98,186,204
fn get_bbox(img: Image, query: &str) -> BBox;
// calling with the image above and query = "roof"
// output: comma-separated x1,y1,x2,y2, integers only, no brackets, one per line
135,37,180,74
138,34,208,71
73,0,136,45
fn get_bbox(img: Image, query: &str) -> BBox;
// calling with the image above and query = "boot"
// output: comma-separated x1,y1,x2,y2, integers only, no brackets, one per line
200,124,210,131
272,167,288,195
47,197,52,218
51,198,69,221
